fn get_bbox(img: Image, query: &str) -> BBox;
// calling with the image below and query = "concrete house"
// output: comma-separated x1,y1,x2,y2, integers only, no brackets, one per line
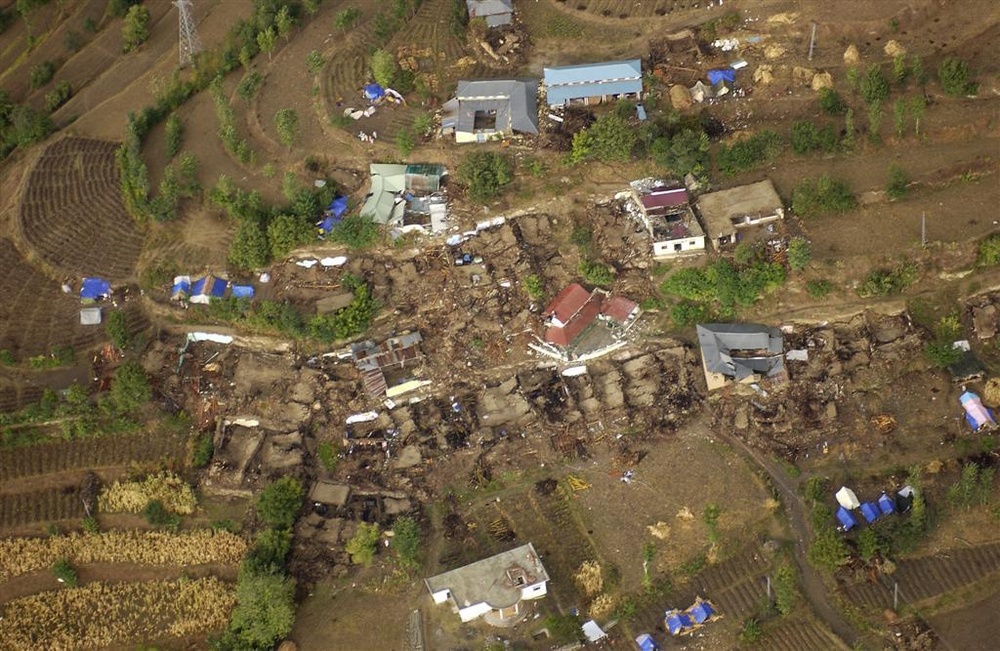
696,323,786,391
467,0,513,27
695,179,784,250
441,79,539,143
530,283,640,361
629,181,705,258
543,59,643,107
425,543,549,625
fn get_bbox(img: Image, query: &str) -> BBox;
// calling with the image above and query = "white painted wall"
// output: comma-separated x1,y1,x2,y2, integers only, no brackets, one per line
653,235,706,258
457,601,493,622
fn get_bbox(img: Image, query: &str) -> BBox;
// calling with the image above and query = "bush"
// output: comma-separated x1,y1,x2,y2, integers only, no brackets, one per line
818,87,847,115
370,48,398,88
524,274,543,300
938,57,977,97
44,80,73,112
52,558,78,587
789,120,838,155
317,441,337,471
977,233,1000,266
82,516,100,534
306,49,324,75
228,219,270,270
947,462,994,510
886,166,909,200
30,60,56,89
346,522,381,566
143,500,179,528
458,151,512,203
787,237,811,271
791,174,856,217
543,614,583,644
243,528,292,575
225,572,296,649
774,564,795,616
307,279,379,342
333,7,360,31
192,433,214,468
109,360,151,414
274,108,298,148
808,505,850,572
857,259,918,297
806,279,832,298
121,4,151,53
256,477,304,530
860,64,890,105
660,258,786,319
448,0,468,37
107,0,141,18
392,516,420,570
717,130,781,174
165,114,183,159
740,617,763,643
329,214,379,249
396,128,415,157
651,129,710,180
105,309,129,349
670,300,710,327
579,261,614,287
267,213,313,258
236,71,262,101
570,113,636,163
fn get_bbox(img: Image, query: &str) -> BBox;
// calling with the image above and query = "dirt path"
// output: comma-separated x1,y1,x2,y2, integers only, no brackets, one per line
0,561,237,604
718,429,859,647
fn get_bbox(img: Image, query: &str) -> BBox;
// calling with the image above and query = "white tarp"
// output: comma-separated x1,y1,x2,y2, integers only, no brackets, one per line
562,365,589,377
346,411,379,424
320,256,348,267
835,486,861,510
187,332,234,344
582,620,607,643
80,307,102,325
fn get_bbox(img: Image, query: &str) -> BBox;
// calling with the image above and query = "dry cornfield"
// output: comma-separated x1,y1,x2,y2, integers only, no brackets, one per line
0,577,236,649
0,530,247,580
97,472,198,515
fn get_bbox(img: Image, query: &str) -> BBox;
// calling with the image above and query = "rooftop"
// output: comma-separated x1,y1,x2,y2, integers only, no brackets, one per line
543,283,591,324
696,179,784,238
696,323,785,383
425,543,549,611
544,59,643,106
449,79,539,135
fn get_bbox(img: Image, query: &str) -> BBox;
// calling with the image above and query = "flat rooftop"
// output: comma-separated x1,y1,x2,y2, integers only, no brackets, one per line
696,179,783,238
425,543,548,610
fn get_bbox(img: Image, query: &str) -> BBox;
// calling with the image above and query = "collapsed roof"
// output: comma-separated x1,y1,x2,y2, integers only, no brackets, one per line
696,323,785,384
443,79,539,136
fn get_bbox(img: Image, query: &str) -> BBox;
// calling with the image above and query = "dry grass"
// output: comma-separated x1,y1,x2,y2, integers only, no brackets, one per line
574,560,604,597
98,472,198,515
0,577,236,649
0,530,247,580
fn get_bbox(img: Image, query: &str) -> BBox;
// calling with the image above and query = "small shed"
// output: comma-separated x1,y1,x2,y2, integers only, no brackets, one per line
190,275,228,305
665,610,693,635
80,277,111,303
960,390,996,431
467,0,513,28
171,275,191,301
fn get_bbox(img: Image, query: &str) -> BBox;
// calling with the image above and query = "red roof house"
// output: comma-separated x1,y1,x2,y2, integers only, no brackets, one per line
543,283,592,327
540,284,641,353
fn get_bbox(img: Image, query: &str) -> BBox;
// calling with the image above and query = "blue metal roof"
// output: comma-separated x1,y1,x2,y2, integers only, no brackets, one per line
544,60,641,86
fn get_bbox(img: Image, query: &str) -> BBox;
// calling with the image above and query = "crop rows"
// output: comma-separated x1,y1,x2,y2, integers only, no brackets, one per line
550,0,695,18
18,137,144,279
0,486,85,529
0,530,249,579
0,577,236,649
0,430,187,482
764,619,842,651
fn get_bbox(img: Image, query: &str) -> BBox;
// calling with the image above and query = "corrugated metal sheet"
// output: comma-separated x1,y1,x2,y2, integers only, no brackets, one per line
544,60,642,86
545,79,643,106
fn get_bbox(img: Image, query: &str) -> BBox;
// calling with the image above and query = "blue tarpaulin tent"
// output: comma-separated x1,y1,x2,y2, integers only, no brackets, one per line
688,600,716,624
230,284,255,299
364,83,385,102
191,275,228,305
860,502,881,524
878,493,896,515
319,195,350,232
171,275,191,301
80,277,111,301
836,506,858,530
635,633,658,651
665,611,693,635
960,391,996,430
707,68,736,85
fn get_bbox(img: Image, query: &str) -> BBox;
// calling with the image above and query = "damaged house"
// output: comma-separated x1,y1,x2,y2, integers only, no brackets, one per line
696,323,787,391
441,79,539,143
425,543,549,625
530,283,640,362
695,179,784,251
543,59,643,107
360,163,448,235
351,331,429,399
627,180,705,258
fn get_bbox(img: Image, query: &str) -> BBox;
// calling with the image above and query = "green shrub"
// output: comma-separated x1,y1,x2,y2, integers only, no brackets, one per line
670,300,710,327
739,617,763,644
818,87,847,115
717,130,781,174
660,258,786,319
82,516,100,534
274,108,298,148
107,0,141,19
448,0,468,37
570,113,636,163
789,120,838,155
105,309,129,349
977,233,1000,266
396,128,415,157
164,113,183,159
143,499,179,529
243,528,292,575
44,80,73,112
651,129,710,180
121,4,151,53
579,261,614,287
860,64,890,105
228,219,270,270
392,516,421,570
317,441,337,471
791,174,856,217
938,57,977,97
306,49,324,75
108,360,151,414
458,151,512,203
808,505,850,572
267,213,313,258
370,48,398,88
52,558,77,587
543,613,583,644
307,279,379,342
0,349,15,365
329,214,379,249
346,522,381,566
30,60,56,88
192,433,214,468
947,462,994,509
256,476,304,530
524,274,544,300
774,564,795,616
857,259,918,297
787,237,811,271
224,573,295,649
806,279,832,298
886,166,909,200
236,71,262,101
333,7,360,31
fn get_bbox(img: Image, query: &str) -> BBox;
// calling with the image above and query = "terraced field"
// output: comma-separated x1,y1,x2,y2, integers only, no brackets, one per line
18,137,144,280
550,0,703,19
0,486,86,529
765,618,847,651
842,541,1000,609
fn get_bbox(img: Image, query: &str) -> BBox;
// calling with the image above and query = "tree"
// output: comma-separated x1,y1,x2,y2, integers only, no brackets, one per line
257,26,277,61
267,214,314,258
5,104,53,149
333,7,360,31
243,528,292,575
370,49,397,88
229,219,270,270
306,49,325,75
29,60,55,89
842,108,856,149
256,477,304,530
909,95,926,137
787,237,811,271
107,0,141,19
790,121,837,155
165,113,183,159
121,4,151,53
392,516,421,570
651,129,710,179
109,360,151,414
893,100,907,138
458,151,512,203
867,100,883,144
274,108,298,148
938,57,977,97
773,564,795,616
346,522,381,566
818,87,847,115
792,174,856,217
579,260,614,286
227,573,296,649
892,54,908,85
275,5,294,41
570,113,636,163
52,558,77,587
329,214,378,249
886,166,909,200
396,128,415,157
860,64,890,105
105,309,129,349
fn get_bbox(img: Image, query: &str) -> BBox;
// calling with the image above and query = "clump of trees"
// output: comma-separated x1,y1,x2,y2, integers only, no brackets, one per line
570,113,636,164
791,174,856,217
0,90,54,158
458,151,512,203
717,130,781,174
274,108,298,148
44,80,73,112
938,57,977,97
857,258,919,297
121,4,151,53
789,120,838,155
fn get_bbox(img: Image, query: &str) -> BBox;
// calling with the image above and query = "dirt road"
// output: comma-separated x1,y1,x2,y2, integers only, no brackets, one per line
719,429,858,648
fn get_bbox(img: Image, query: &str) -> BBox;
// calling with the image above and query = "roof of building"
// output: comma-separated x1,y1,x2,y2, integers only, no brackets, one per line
452,79,539,135
696,179,784,238
191,275,227,298
362,164,446,224
309,481,351,507
696,323,785,382
545,291,603,347
602,296,638,323
425,543,549,611
80,307,102,325
639,187,689,210
544,60,642,105
543,283,591,323
352,332,424,373
467,0,513,17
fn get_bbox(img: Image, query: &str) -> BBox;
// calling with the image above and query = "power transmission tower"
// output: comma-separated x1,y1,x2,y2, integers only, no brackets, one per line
174,0,202,68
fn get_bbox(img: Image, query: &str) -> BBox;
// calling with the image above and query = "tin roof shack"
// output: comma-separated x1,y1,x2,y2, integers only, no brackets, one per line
628,180,705,259
530,283,641,361
695,179,784,251
425,543,549,626
441,79,539,143
467,0,513,27
543,59,643,107
360,164,448,235
351,332,428,398
696,323,787,391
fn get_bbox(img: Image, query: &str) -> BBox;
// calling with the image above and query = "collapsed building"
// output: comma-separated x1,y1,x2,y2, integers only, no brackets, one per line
530,283,641,362
696,323,786,391
360,164,449,236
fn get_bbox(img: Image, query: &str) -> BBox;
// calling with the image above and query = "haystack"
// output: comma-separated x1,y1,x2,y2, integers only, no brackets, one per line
811,71,834,91
843,44,860,65
669,84,693,109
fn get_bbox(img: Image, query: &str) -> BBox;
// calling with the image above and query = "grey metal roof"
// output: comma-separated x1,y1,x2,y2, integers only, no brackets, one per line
696,323,784,381
468,0,513,26
453,79,539,135
425,543,549,610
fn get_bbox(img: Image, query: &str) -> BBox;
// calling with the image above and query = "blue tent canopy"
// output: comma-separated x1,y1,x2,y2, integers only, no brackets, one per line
635,633,658,651
191,275,228,299
688,600,716,624
860,502,881,524
707,68,736,85
328,195,348,218
836,506,858,530
364,83,385,101
877,493,896,516
80,277,111,300
230,284,255,299
665,611,693,635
